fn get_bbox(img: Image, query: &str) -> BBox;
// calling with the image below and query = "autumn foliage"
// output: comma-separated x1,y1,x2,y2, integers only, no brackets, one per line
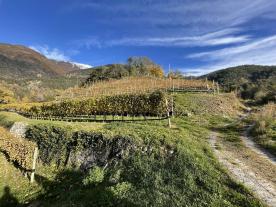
0,126,36,170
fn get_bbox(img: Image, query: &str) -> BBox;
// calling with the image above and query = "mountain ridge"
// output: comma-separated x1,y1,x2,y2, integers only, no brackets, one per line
0,43,91,80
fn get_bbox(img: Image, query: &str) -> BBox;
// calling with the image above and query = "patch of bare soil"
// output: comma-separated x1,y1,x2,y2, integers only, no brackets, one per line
210,132,276,207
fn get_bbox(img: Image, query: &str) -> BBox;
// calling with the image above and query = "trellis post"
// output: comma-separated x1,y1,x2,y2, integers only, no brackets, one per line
171,96,174,117
212,80,216,94
216,82,220,94
30,147,39,183
165,98,171,128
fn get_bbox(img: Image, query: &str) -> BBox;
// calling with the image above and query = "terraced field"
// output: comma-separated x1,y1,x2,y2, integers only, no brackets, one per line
0,93,268,207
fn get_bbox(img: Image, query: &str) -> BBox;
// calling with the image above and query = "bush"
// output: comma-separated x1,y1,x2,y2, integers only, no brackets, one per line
109,182,132,199
82,166,105,186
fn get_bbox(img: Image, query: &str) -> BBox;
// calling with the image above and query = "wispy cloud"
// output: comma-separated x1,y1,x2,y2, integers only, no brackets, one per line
186,35,276,75
29,45,70,61
75,28,250,48
67,0,276,74
70,0,276,48
69,0,276,34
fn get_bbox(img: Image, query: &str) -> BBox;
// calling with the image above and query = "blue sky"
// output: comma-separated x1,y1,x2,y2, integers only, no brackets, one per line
1,0,276,75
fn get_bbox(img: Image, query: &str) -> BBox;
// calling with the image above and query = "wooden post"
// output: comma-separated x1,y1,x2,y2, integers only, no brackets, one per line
216,82,220,94
165,98,171,128
212,80,216,94
171,96,174,117
30,147,39,183
172,79,175,92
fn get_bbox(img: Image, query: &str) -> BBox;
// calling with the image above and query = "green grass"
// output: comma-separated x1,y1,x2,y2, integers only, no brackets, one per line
0,93,265,207
0,111,105,132
247,104,276,156
0,111,28,128
173,92,244,117
251,120,276,156
0,153,42,206
214,122,245,147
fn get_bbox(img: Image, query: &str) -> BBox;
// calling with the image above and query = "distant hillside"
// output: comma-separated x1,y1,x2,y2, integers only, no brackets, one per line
203,65,276,103
0,43,91,102
52,60,92,73
68,67,94,78
0,43,71,80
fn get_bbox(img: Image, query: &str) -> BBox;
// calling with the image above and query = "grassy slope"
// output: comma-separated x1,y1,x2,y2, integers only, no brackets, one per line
247,104,276,156
0,111,105,131
0,93,265,207
174,92,245,116
0,153,41,206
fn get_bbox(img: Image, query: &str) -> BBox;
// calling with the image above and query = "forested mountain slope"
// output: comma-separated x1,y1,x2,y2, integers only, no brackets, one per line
203,65,276,103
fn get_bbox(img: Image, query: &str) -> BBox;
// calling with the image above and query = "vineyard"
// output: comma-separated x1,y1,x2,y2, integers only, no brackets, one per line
0,126,36,171
24,91,171,121
0,77,217,122
59,76,216,100
0,102,44,113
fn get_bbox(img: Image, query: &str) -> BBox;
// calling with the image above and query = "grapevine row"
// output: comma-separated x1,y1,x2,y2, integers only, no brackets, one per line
0,127,36,170
28,91,168,118
60,76,214,100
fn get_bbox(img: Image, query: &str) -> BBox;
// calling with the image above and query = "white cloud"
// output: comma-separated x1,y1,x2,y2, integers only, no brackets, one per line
29,45,93,69
186,35,276,75
68,0,276,48
74,37,102,49
71,0,276,34
29,45,70,61
68,0,276,75
71,0,276,49
70,62,92,69
76,28,250,48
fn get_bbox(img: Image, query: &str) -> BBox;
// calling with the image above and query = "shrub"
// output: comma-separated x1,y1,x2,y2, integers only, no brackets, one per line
109,182,132,199
82,166,105,186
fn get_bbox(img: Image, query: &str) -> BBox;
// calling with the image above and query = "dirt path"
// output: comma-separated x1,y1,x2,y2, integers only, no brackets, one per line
242,125,276,164
210,132,276,207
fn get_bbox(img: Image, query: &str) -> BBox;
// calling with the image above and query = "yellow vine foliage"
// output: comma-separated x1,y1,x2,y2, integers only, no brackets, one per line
0,127,37,170
0,102,45,112
60,76,213,100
